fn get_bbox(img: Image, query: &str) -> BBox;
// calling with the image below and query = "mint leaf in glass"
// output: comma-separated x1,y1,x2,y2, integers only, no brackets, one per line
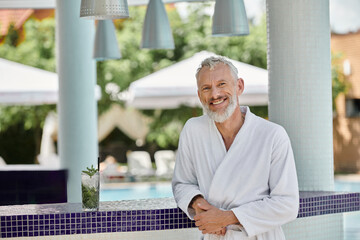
82,165,98,178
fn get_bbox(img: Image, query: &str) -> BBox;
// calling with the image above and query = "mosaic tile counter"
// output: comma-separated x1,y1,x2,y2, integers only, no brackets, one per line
0,191,359,239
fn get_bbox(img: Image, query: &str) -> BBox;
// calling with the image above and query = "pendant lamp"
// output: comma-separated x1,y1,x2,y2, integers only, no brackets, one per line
141,0,174,49
93,20,121,61
80,0,129,19
212,0,249,36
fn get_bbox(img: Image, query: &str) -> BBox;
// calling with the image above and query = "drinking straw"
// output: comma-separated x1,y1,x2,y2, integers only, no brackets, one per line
97,157,100,172
97,157,100,192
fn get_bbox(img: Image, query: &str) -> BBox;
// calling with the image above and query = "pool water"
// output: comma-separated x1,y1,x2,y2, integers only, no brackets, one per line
335,180,360,192
335,180,360,240
100,180,359,201
100,183,173,201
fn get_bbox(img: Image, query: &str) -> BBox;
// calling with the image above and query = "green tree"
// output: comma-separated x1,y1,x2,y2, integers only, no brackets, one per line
0,17,56,164
0,18,56,71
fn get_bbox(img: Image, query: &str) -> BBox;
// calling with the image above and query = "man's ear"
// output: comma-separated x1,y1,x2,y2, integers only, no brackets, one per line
197,90,200,99
237,78,245,95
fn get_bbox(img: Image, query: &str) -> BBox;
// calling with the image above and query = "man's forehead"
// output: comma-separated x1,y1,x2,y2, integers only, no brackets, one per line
197,65,235,87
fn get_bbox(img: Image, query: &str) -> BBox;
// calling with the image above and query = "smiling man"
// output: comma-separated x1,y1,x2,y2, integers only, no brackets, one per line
172,56,299,240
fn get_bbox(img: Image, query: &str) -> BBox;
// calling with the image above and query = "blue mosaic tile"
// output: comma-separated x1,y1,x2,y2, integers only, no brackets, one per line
0,192,358,238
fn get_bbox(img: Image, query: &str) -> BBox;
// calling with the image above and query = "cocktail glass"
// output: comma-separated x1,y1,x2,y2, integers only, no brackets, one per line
81,172,99,211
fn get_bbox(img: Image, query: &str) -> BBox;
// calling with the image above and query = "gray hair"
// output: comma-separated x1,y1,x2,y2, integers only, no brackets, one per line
195,56,238,82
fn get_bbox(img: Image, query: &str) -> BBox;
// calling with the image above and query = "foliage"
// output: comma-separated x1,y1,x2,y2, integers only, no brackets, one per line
0,105,55,132
144,106,203,148
249,106,268,119
0,18,56,71
4,23,20,46
174,6,268,69
0,123,37,164
0,17,56,164
82,165,99,178
81,184,99,210
331,52,349,110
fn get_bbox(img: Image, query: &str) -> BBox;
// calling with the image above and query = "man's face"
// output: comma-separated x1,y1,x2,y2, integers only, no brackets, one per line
197,64,243,122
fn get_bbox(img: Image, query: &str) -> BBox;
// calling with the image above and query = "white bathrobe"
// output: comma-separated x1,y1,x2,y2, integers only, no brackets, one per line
172,106,299,240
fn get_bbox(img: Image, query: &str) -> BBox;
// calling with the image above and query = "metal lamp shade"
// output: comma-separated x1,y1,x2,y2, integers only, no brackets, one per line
80,0,129,20
141,0,174,49
94,20,121,61
212,0,249,36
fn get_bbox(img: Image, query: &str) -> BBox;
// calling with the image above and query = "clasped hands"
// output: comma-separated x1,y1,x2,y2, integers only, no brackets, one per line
192,197,238,236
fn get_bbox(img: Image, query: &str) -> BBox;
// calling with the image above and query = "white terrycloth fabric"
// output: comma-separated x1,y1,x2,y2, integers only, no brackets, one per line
172,106,299,240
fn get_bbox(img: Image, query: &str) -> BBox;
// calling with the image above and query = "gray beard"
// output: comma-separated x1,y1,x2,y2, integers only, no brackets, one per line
202,93,238,123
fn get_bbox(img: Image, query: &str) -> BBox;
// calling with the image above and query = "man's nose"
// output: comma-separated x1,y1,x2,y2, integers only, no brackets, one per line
211,87,220,99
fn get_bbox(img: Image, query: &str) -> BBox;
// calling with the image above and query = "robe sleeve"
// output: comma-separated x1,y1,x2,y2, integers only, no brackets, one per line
172,124,204,219
231,127,299,238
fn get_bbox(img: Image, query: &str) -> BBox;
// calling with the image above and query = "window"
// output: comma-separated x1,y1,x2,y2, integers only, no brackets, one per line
345,98,360,117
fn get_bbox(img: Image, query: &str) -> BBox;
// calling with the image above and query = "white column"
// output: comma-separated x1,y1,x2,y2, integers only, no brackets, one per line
56,0,98,202
267,0,333,191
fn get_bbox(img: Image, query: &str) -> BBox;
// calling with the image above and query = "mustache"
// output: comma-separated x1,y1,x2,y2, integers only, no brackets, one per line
210,96,226,102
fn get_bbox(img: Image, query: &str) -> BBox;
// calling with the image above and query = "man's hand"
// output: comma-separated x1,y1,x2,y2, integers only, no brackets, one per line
211,227,227,236
194,202,239,235
190,197,226,236
191,196,211,215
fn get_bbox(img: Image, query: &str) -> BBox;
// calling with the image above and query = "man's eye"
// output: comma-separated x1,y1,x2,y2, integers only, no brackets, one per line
202,87,210,91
